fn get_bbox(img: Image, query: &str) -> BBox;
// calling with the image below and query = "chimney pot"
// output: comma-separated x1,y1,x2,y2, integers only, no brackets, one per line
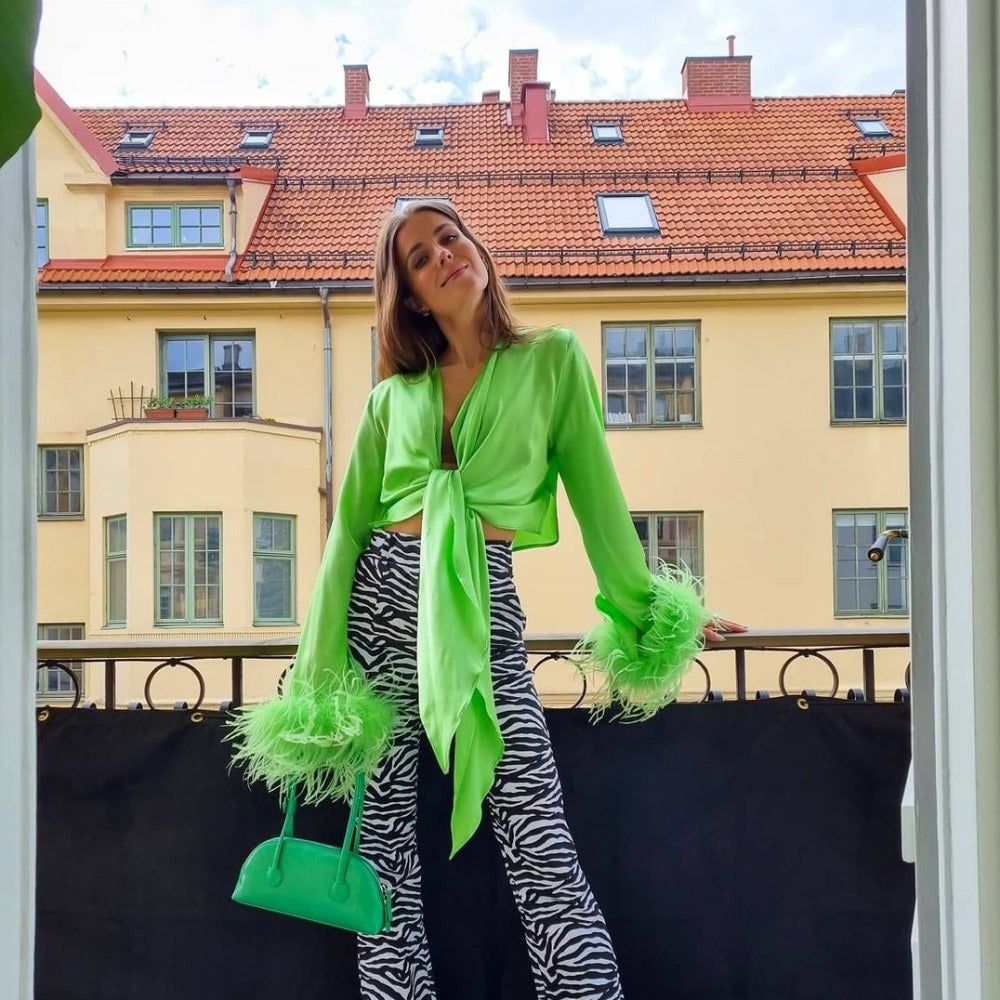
728,34,735,57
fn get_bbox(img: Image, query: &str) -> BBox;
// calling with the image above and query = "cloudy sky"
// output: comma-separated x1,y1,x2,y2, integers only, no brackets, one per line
36,0,906,109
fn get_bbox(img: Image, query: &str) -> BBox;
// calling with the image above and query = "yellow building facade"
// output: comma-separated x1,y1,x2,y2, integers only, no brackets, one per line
33,54,910,707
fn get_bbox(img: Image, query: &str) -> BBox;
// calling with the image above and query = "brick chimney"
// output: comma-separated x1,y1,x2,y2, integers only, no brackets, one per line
482,89,500,103
344,64,369,120
508,48,538,126
681,36,752,112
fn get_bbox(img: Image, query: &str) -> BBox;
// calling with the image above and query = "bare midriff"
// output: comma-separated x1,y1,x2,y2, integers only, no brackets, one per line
382,464,517,542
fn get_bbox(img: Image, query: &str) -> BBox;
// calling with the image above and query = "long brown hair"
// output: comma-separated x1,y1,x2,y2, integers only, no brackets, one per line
372,200,533,380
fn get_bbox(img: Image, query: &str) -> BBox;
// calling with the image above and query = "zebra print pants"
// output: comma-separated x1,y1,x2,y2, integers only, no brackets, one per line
346,528,626,1000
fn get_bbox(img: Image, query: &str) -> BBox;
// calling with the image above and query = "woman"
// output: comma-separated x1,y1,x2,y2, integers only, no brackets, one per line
226,200,746,999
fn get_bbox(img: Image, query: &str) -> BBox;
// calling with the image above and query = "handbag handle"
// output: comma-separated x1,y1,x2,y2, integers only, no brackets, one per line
268,773,367,889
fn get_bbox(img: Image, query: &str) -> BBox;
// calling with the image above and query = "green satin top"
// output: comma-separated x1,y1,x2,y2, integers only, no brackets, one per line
230,324,711,859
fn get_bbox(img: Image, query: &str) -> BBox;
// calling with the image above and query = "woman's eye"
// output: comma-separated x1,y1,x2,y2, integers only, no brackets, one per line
444,233,457,243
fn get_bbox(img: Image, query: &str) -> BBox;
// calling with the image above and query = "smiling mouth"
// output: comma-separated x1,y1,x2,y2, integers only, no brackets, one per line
442,265,466,286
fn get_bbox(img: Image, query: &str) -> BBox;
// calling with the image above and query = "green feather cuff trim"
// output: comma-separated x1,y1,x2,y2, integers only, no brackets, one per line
571,563,714,722
221,668,397,807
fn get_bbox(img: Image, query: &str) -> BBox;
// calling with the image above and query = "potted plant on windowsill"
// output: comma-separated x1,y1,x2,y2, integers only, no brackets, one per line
174,394,212,420
143,394,176,420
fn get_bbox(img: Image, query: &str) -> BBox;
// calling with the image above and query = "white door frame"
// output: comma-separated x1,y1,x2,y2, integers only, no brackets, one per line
0,135,38,998
907,1,1000,997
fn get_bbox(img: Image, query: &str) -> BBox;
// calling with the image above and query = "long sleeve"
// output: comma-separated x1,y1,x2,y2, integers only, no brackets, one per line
222,390,398,806
550,329,715,720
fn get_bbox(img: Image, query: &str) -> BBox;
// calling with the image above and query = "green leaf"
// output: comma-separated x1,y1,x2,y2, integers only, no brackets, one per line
0,0,43,168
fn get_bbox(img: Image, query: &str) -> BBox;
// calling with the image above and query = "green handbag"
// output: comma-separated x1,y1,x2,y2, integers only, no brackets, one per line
232,772,393,935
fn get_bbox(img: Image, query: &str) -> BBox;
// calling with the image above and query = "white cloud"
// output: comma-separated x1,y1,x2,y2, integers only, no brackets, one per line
35,0,905,108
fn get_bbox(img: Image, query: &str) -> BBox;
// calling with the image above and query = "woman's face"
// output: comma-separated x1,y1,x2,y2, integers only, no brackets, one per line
395,210,488,319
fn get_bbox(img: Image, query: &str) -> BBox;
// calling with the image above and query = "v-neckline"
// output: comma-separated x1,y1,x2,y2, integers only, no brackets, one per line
433,348,497,467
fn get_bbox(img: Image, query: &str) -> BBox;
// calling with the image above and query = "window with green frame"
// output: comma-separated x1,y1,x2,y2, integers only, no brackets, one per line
36,624,85,700
38,445,82,517
253,514,296,623
160,333,255,416
604,322,700,426
105,515,127,627
831,318,908,422
36,199,48,267
127,203,224,248
834,509,910,616
631,511,704,581
155,513,222,625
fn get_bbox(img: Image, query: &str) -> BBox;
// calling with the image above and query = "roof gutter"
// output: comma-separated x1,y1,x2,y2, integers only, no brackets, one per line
319,287,334,536
36,270,907,295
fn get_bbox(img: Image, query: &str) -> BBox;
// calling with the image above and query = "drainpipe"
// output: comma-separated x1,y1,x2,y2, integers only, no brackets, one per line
319,287,334,535
224,177,237,281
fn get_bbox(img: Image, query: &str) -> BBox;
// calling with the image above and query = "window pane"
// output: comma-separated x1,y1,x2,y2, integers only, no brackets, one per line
256,559,292,619
653,327,674,357
179,207,200,226
855,387,875,419
273,518,291,551
883,387,905,419
625,327,646,357
254,516,273,551
108,557,126,621
606,328,626,358
600,195,657,232
674,327,696,356
607,363,627,392
152,207,172,227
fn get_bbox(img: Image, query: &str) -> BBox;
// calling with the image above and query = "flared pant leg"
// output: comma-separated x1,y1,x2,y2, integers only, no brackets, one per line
346,529,625,1000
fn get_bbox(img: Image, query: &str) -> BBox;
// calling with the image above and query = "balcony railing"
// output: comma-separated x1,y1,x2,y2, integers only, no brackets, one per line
35,628,911,711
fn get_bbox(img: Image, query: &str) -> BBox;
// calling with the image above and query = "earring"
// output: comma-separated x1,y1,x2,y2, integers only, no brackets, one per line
421,308,430,316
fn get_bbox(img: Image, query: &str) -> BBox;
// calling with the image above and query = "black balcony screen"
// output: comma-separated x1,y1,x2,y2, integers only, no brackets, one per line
36,697,913,999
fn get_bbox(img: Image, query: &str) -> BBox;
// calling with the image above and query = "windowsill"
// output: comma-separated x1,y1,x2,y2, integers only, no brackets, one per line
122,245,226,253
153,622,225,629
253,621,299,628
38,514,84,521
830,419,908,426
604,421,703,430
834,612,911,620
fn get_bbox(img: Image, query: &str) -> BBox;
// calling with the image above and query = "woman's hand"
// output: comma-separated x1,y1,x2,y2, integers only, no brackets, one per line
703,617,749,645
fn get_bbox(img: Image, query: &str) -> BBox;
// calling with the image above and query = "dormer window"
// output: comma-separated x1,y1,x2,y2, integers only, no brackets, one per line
414,126,445,147
240,130,273,149
853,117,893,138
592,123,623,144
118,130,154,149
597,194,660,236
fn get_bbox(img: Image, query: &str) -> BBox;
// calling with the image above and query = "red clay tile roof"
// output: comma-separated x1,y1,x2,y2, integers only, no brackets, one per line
39,95,907,286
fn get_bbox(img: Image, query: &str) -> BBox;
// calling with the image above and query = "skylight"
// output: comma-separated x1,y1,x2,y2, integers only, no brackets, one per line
118,130,154,149
854,117,893,138
414,126,445,147
394,195,452,212
597,194,659,235
592,123,623,144
240,130,274,149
